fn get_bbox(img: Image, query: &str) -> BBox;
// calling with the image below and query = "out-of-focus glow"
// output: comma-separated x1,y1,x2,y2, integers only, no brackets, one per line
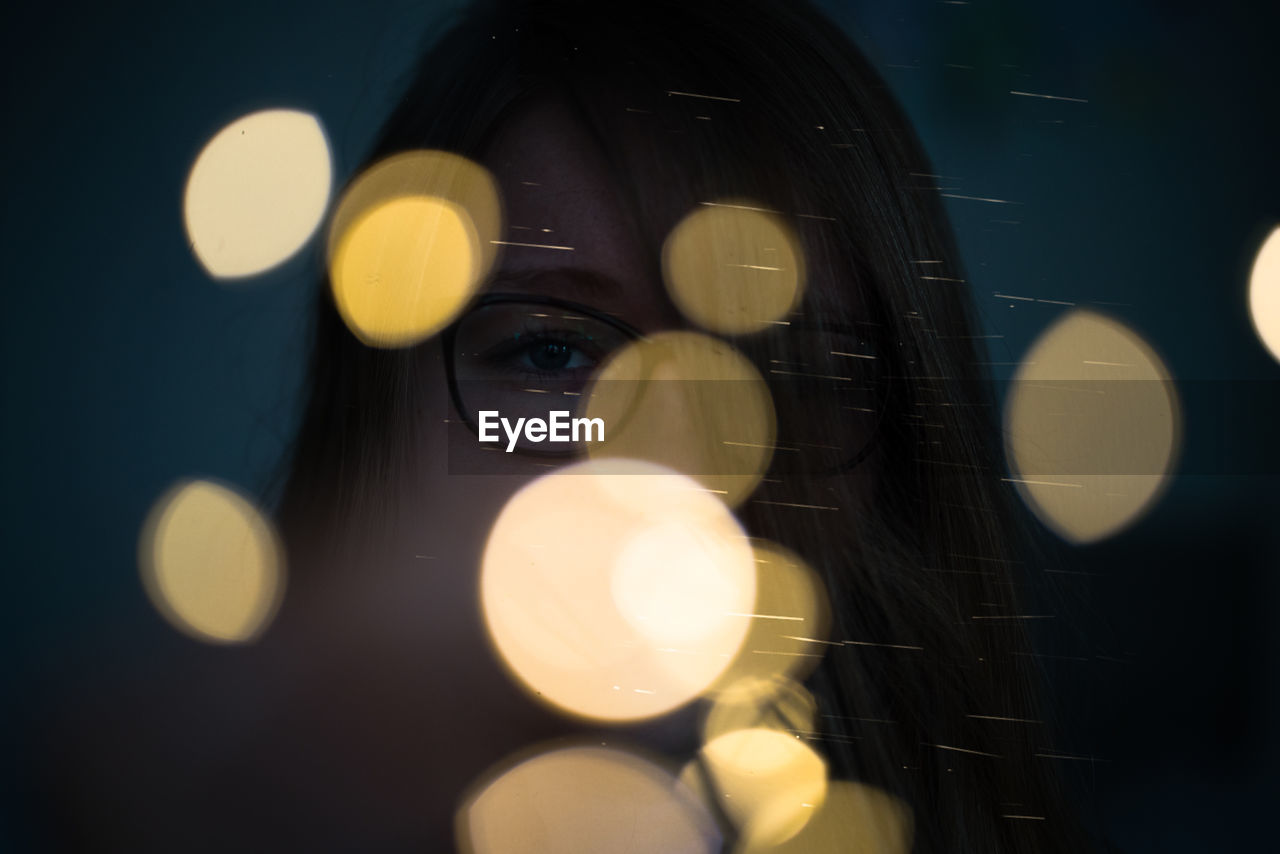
582,331,776,507
481,459,757,722
1248,226,1280,363
693,727,827,848
328,150,502,348
710,542,830,691
702,677,817,744
183,109,331,279
331,196,476,348
139,479,284,643
663,202,804,334
739,780,912,854
1004,309,1180,544
459,744,719,854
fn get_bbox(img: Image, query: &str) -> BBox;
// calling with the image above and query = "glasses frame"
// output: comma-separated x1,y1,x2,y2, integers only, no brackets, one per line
442,292,646,459
441,291,887,473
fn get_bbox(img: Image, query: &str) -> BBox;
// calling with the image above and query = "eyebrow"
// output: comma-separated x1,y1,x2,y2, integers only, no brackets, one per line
484,267,624,302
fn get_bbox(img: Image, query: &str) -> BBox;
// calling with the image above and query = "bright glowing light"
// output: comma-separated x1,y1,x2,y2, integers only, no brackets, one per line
331,196,476,347
702,677,817,744
481,459,756,722
663,202,804,334
1248,226,1280,364
1004,309,1180,544
459,744,719,854
738,780,913,854
183,109,331,278
139,479,284,643
582,331,776,507
709,542,830,691
694,727,828,847
328,150,501,348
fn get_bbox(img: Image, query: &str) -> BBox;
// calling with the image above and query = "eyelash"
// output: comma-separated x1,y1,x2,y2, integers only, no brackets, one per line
479,327,603,377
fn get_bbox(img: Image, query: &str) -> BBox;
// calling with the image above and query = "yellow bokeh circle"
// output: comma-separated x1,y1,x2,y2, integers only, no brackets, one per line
662,202,804,334
328,151,502,348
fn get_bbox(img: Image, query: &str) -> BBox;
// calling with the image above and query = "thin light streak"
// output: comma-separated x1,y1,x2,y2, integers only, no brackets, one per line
844,640,924,651
490,239,574,250
1010,90,1088,103
926,743,1002,758
752,499,841,511
941,193,1020,204
725,612,806,621
667,90,741,102
1002,477,1084,489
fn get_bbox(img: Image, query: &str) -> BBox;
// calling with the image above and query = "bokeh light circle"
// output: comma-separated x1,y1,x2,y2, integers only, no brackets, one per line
183,108,331,279
459,744,719,854
737,780,912,854
708,541,830,692
582,331,777,507
1004,309,1180,544
687,727,828,848
480,458,757,722
139,478,285,644
1248,225,1280,364
663,202,804,334
328,150,502,348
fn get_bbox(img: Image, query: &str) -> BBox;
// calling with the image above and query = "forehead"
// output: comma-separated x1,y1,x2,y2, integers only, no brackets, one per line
478,95,865,335
482,97,669,323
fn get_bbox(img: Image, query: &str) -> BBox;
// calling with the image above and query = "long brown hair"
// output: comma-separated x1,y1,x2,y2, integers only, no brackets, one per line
279,1,1097,850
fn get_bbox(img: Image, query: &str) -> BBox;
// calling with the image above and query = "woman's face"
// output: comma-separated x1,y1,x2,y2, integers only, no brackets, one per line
277,97,710,827
273,95,879,842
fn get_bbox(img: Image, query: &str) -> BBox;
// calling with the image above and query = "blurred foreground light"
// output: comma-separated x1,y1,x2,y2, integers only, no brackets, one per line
663,202,804,334
1004,309,1180,544
702,677,817,744
1248,226,1280,364
683,727,827,848
481,459,756,722
183,109,331,279
738,781,912,854
709,542,830,691
328,151,501,348
583,332,776,507
459,743,719,854
139,479,284,643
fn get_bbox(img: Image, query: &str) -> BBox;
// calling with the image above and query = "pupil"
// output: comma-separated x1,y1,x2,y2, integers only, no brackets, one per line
529,342,571,371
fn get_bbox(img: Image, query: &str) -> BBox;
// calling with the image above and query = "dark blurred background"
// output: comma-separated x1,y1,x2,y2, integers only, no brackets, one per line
3,0,1278,849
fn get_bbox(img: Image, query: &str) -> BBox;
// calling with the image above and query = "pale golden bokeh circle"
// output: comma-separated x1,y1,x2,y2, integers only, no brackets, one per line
183,108,332,279
582,331,777,507
139,478,285,644
328,150,502,348
480,458,757,723
663,202,804,334
692,727,828,848
708,541,831,692
1004,309,1181,544
459,744,718,854
702,676,818,745
737,780,913,854
1248,225,1280,364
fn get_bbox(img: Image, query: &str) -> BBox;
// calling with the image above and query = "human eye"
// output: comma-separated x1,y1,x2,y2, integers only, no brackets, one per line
479,326,604,381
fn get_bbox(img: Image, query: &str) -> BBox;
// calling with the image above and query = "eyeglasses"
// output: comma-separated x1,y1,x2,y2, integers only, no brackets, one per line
443,293,889,474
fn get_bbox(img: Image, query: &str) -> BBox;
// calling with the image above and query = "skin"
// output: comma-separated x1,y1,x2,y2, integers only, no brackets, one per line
258,96,709,844
58,95,877,850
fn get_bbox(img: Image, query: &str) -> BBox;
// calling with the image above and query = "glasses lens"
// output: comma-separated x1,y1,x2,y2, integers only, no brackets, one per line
452,301,635,455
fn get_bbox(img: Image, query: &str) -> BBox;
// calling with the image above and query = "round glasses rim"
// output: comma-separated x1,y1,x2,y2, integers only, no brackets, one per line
442,291,889,473
443,292,645,459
